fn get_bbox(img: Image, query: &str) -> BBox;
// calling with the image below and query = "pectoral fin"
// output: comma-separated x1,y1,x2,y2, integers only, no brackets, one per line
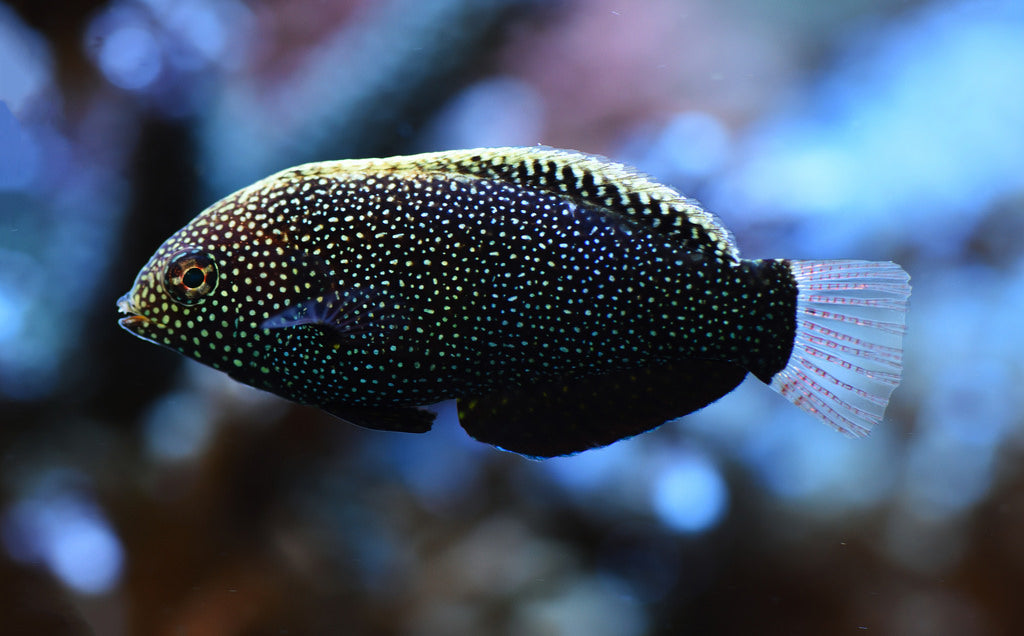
457,360,747,457
261,287,402,340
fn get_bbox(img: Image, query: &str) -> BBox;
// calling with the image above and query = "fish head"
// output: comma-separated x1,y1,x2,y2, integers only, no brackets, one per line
116,181,308,372
117,216,232,359
117,172,351,392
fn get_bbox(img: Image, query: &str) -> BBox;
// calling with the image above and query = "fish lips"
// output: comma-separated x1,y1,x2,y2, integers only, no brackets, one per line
116,292,150,332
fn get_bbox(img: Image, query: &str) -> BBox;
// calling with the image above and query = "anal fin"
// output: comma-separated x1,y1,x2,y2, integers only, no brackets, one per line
457,360,747,457
324,404,436,434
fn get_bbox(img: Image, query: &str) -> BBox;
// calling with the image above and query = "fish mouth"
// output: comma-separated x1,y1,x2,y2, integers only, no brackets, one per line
117,292,150,330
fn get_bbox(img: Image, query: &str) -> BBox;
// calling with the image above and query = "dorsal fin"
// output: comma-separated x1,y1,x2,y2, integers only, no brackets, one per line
282,147,739,259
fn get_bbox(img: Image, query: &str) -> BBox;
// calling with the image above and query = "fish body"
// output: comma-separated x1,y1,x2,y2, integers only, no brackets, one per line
118,147,909,457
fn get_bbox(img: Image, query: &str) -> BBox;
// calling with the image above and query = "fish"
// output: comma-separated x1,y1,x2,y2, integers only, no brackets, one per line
117,147,910,457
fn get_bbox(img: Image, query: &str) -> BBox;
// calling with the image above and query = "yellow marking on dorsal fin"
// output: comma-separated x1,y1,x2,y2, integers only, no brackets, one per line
276,147,740,259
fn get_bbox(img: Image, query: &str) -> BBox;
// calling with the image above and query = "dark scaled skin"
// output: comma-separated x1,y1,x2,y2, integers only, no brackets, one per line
119,148,797,456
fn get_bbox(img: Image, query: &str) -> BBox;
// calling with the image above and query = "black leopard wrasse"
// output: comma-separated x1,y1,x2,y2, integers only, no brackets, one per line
117,147,910,457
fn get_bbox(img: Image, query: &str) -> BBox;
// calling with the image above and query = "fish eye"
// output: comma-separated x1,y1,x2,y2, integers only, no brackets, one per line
181,267,206,289
164,248,218,305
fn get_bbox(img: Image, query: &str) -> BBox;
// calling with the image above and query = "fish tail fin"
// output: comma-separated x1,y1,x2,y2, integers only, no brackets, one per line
769,259,911,436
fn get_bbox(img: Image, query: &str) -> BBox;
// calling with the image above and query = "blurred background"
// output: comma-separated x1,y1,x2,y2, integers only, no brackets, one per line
2,0,1023,633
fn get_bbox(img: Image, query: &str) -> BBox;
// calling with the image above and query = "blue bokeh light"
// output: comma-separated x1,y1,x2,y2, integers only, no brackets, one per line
142,0,230,69
0,100,39,189
143,391,215,462
2,478,124,596
85,0,252,97
710,0,1024,255
98,24,163,90
620,110,732,185
650,452,728,533
0,5,53,113
543,439,640,499
361,402,489,512
418,76,545,151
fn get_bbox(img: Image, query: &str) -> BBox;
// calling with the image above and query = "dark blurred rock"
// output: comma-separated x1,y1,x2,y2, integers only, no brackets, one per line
0,556,94,636
967,195,1024,269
